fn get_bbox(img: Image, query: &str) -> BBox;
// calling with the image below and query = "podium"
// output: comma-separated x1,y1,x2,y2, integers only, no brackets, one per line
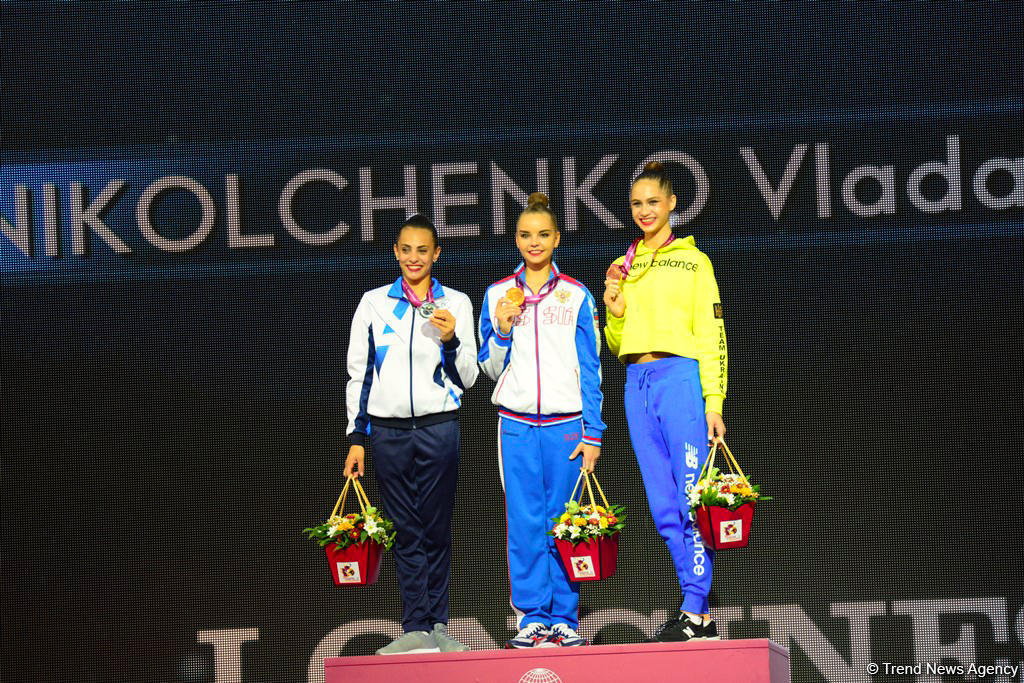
324,638,789,682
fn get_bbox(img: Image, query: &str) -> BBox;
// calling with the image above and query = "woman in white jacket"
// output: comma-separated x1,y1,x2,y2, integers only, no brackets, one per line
344,214,479,655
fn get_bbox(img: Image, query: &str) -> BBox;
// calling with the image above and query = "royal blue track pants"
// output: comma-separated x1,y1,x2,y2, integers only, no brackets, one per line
372,419,459,633
625,357,715,615
499,417,582,629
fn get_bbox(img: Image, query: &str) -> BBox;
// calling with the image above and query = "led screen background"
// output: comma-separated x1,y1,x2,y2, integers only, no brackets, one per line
2,3,1023,682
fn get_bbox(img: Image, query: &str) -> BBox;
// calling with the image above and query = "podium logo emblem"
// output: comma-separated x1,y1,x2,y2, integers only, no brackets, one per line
520,668,562,683
337,561,361,583
720,519,743,543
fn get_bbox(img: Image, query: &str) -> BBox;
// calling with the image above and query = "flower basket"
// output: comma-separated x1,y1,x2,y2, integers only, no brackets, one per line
303,476,395,587
556,532,620,582
550,471,626,582
689,439,769,551
325,538,383,586
694,501,756,550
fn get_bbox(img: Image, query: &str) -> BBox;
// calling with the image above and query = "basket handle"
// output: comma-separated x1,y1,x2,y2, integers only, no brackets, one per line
568,470,611,509
697,438,750,486
330,476,370,518
351,477,374,511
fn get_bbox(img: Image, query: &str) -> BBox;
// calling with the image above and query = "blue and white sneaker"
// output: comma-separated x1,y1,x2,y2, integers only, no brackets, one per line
505,622,550,649
540,623,587,647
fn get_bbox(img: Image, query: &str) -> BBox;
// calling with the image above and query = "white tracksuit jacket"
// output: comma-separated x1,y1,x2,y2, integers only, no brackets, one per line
478,263,605,445
346,278,479,445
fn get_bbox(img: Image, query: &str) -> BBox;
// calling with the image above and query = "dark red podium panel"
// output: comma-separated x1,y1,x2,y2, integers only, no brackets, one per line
324,638,789,683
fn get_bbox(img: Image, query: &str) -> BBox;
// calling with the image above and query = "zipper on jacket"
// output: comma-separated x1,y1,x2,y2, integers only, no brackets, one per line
408,309,417,426
534,304,541,420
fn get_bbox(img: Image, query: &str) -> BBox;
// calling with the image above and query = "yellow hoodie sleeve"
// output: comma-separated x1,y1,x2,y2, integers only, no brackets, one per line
604,309,624,357
692,254,727,415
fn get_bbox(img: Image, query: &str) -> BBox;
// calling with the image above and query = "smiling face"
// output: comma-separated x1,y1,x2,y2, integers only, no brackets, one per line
393,226,439,286
515,211,560,270
630,178,677,236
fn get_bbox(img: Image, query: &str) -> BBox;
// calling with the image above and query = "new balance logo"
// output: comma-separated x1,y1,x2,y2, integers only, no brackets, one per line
685,443,699,469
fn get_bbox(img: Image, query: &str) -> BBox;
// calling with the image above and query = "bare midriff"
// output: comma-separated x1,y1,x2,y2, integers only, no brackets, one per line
624,351,677,364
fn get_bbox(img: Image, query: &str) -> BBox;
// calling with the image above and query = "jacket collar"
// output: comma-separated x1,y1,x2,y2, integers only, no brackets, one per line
512,261,561,282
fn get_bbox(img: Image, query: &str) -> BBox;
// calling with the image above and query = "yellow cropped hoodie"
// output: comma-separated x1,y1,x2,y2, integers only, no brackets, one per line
604,235,727,415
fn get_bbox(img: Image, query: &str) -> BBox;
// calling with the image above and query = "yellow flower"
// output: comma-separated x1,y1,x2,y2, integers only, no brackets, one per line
594,505,606,514
338,520,354,531
573,518,587,527
560,513,570,524
599,518,609,529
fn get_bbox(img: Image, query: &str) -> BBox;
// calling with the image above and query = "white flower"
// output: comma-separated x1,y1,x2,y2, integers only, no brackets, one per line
364,519,380,536
328,526,339,537
555,524,569,537
586,524,598,534
723,493,736,506
569,526,580,539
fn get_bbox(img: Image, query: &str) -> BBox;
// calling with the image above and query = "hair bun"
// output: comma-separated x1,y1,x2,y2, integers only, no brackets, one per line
526,191,550,209
643,161,665,174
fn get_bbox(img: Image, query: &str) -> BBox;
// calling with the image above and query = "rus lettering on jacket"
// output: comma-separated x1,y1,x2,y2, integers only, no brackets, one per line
542,305,576,326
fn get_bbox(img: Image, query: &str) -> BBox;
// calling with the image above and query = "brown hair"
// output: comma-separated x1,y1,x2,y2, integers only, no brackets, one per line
633,160,673,195
519,191,558,230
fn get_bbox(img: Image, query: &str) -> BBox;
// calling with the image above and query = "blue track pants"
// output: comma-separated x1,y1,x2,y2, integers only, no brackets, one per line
499,416,582,629
372,419,459,632
625,357,715,615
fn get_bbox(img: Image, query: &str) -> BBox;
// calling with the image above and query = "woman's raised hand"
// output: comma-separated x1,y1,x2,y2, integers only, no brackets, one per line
495,298,523,336
603,267,625,318
429,309,457,342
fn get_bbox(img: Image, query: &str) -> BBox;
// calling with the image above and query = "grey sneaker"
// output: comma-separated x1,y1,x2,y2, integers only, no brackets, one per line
433,623,470,652
376,630,440,655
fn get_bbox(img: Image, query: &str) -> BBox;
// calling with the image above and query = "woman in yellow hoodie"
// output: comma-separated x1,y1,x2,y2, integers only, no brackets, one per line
603,161,727,643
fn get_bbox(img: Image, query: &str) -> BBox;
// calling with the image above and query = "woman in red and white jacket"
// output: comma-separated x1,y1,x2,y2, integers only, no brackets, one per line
478,193,606,649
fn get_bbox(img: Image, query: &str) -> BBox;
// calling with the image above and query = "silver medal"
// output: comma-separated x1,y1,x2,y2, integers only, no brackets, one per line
419,302,437,318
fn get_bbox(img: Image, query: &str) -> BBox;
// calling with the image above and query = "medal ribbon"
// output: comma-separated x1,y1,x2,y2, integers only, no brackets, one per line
515,270,560,305
619,233,677,278
400,279,435,309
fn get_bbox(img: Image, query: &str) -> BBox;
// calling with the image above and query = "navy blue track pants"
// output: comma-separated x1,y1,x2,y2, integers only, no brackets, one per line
371,419,460,633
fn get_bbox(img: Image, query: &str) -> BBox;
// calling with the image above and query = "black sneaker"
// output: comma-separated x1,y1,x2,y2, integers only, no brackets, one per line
701,619,721,640
649,613,720,643
647,614,681,643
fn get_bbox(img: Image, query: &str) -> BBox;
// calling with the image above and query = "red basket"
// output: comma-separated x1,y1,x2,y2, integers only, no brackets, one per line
556,533,619,582
691,439,761,551
694,502,756,550
554,471,621,582
320,477,388,587
325,539,383,586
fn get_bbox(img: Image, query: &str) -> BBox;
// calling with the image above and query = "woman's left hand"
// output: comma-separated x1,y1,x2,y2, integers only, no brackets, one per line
430,309,456,342
706,412,726,445
569,442,601,473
